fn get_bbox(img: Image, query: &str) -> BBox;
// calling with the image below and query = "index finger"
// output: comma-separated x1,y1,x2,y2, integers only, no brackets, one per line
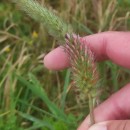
44,31,130,70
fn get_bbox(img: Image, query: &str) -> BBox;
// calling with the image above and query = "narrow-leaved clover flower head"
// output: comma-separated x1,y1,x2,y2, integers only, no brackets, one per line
64,35,99,101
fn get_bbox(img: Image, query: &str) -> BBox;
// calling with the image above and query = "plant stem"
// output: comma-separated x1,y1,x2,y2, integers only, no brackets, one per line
88,94,95,126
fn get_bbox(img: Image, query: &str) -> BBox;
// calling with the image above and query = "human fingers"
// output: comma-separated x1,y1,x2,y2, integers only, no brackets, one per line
77,83,130,130
44,31,130,70
88,120,130,130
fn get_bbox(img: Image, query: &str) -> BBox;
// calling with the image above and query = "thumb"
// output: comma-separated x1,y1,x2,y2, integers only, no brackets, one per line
88,120,130,130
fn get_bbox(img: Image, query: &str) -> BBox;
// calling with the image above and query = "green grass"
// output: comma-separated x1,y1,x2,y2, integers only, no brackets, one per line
1,0,130,130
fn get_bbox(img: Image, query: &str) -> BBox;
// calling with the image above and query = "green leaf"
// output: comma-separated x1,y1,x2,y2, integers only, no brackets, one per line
16,73,69,123
61,70,71,110
18,112,54,130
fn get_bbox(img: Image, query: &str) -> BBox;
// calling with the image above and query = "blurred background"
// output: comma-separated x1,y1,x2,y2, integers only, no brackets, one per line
0,0,130,130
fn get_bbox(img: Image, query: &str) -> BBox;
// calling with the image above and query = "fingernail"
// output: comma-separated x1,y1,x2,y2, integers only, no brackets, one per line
88,124,107,130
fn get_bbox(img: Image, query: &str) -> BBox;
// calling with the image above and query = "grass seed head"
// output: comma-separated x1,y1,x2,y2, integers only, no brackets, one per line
12,0,73,41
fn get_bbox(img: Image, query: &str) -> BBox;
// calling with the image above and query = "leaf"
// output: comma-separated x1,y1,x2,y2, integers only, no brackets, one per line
18,112,54,130
61,70,71,110
15,73,69,123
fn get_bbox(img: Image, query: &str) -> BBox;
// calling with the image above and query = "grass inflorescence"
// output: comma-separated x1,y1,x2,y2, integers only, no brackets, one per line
12,0,73,41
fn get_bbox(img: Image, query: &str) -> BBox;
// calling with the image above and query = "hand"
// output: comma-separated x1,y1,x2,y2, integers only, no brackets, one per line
44,31,130,130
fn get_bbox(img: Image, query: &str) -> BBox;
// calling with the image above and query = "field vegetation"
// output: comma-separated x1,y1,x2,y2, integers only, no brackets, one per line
0,0,130,130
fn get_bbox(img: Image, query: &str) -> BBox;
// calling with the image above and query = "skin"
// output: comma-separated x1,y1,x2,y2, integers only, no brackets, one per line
44,31,130,130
